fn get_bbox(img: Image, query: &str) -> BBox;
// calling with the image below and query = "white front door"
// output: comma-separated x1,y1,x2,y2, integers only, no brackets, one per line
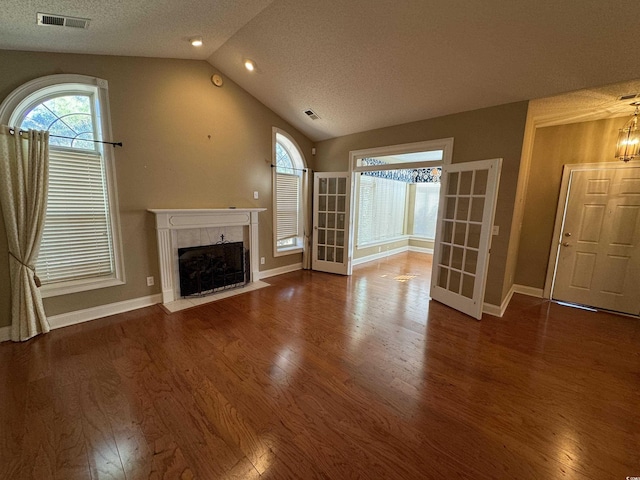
553,166,640,314
312,172,352,275
430,159,502,320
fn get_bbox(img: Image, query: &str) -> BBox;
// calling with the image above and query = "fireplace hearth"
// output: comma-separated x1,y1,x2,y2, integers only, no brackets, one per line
178,242,249,297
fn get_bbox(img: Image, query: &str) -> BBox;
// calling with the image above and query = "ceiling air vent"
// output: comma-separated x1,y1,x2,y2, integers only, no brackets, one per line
37,13,90,29
304,109,320,120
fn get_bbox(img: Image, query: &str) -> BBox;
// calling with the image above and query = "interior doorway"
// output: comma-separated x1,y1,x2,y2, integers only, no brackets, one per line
312,138,454,276
349,138,454,268
547,163,640,315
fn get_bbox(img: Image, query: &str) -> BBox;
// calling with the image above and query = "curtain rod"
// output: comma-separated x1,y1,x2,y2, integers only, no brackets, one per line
8,128,123,148
270,164,308,172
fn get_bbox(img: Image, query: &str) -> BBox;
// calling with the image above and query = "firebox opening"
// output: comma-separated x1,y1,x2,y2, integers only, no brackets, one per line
178,241,249,297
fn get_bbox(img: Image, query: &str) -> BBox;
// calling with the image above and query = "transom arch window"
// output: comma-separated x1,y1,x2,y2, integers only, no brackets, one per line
0,74,125,297
276,141,297,174
273,128,306,255
21,94,97,149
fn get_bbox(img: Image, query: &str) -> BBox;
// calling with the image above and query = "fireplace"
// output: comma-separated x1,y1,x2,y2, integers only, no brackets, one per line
148,208,266,306
178,241,249,297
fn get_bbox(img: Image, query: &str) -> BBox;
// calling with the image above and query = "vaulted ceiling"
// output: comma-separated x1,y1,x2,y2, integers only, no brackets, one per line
3,0,640,140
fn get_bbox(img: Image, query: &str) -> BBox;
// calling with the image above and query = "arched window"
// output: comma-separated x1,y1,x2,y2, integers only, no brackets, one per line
273,128,306,255
0,74,124,296
21,94,97,149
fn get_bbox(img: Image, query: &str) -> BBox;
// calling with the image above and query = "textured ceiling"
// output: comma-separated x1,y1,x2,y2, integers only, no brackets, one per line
0,0,275,59
529,78,640,128
3,0,640,141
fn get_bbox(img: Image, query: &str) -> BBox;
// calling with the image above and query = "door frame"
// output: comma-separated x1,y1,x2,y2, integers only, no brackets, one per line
347,138,454,270
543,162,640,299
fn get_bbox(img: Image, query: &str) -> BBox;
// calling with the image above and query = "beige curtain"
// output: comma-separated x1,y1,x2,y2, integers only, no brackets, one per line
301,168,313,269
0,126,50,342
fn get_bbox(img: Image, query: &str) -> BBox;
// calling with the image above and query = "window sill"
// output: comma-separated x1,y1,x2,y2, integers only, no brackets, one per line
41,276,126,298
274,246,303,257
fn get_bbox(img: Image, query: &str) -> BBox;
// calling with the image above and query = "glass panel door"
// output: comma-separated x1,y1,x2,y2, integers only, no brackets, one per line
430,159,502,319
312,172,352,275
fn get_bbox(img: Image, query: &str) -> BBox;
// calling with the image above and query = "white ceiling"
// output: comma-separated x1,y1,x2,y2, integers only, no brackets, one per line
3,0,640,141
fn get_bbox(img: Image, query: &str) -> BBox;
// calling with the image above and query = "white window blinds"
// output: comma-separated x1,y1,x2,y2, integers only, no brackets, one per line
357,175,407,246
276,172,300,241
413,182,440,239
36,148,115,283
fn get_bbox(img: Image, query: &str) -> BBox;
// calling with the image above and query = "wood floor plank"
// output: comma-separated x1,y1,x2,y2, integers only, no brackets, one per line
1,252,638,479
78,378,127,480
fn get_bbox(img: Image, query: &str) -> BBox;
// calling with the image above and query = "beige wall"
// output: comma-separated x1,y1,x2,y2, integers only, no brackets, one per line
0,50,313,327
353,239,434,263
315,102,529,306
409,238,434,250
354,239,410,260
515,117,627,289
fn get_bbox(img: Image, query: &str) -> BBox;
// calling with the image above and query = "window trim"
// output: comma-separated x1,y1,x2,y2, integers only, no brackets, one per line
272,127,306,257
0,74,125,297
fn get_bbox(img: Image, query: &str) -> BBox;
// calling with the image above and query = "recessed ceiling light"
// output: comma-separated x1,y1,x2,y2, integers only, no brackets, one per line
190,36,203,47
244,59,256,72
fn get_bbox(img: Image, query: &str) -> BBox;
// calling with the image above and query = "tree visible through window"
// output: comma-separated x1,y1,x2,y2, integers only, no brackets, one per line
1,74,125,296
22,95,97,149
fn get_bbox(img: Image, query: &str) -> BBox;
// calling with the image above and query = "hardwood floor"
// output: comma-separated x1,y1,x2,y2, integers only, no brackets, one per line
1,251,638,479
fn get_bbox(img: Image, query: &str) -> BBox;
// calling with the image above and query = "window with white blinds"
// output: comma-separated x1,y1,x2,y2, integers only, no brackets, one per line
5,74,125,296
36,149,115,283
357,175,407,246
273,129,306,255
413,182,440,239
276,172,300,241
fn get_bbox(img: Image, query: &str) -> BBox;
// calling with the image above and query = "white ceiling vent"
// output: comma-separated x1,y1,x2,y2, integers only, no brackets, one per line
37,13,90,29
619,93,640,101
304,109,320,120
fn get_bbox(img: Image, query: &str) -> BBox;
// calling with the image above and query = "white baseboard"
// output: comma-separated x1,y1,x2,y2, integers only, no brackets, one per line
482,284,544,319
258,262,302,280
482,303,502,317
353,246,409,266
0,294,162,343
513,284,545,298
48,294,162,330
408,245,434,254
483,284,515,318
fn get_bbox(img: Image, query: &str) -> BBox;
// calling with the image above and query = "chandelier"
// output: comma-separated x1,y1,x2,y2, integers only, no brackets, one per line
615,104,640,162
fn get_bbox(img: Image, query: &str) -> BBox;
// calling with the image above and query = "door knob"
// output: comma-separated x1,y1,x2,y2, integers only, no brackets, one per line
562,242,571,247
564,232,572,237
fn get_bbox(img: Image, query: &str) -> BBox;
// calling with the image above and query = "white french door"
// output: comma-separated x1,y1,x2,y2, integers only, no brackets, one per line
430,158,502,320
552,166,640,314
312,172,352,275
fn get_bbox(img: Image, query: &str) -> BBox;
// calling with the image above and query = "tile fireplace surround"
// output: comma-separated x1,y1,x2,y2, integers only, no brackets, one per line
148,208,267,311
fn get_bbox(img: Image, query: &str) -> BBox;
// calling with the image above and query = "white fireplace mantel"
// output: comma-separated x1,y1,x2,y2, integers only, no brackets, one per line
148,208,266,304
